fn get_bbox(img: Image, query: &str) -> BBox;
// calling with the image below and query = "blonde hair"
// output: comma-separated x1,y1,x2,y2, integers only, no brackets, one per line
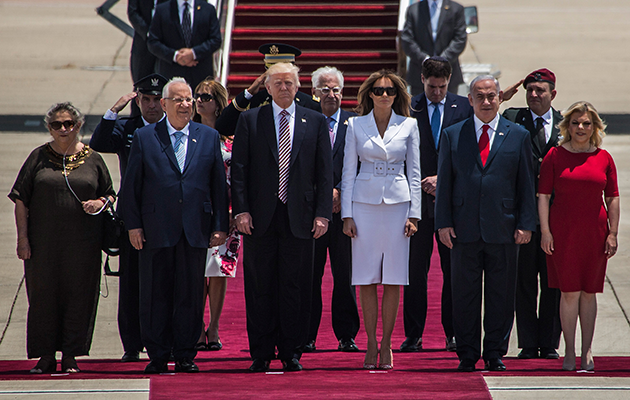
265,62,301,87
558,101,606,148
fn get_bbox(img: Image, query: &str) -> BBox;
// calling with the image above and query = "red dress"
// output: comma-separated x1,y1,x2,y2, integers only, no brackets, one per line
538,146,618,293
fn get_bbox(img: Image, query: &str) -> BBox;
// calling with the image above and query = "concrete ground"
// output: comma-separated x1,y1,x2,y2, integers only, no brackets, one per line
0,0,629,398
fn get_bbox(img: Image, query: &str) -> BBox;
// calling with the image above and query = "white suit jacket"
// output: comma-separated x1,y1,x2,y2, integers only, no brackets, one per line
340,110,422,219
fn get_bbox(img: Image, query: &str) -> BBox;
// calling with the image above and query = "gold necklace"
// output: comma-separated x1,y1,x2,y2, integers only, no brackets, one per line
45,143,91,176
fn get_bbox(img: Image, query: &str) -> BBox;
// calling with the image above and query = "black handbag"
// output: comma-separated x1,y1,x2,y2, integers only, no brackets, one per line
102,208,124,257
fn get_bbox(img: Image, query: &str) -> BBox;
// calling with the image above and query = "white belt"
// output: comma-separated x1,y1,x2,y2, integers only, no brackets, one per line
360,161,404,177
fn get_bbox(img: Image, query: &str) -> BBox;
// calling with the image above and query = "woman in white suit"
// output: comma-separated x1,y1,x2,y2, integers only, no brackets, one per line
341,70,421,370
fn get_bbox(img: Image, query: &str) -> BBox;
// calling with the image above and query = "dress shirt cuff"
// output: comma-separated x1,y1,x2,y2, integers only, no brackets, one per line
104,109,117,120
244,89,254,100
173,50,179,63
191,49,197,60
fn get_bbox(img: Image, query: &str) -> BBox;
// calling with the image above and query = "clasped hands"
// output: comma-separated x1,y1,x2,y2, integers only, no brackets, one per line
175,48,198,67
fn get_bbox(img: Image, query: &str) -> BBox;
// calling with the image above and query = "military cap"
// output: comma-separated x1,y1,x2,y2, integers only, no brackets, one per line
523,68,556,88
134,73,168,96
258,43,302,68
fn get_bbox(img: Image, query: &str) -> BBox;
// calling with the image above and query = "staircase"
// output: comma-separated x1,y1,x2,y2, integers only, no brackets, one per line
227,0,400,108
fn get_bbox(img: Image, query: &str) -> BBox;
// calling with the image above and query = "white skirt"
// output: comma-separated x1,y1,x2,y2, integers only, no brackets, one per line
350,201,410,285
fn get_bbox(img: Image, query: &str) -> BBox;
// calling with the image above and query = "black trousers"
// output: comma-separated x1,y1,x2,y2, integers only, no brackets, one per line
451,240,518,362
117,237,143,353
403,217,454,339
138,233,206,362
243,201,314,361
515,228,561,349
308,212,359,343
130,35,156,84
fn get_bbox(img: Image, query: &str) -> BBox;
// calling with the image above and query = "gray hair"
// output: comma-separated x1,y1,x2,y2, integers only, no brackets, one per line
469,75,501,93
311,66,344,89
162,77,192,98
265,63,301,87
44,102,85,126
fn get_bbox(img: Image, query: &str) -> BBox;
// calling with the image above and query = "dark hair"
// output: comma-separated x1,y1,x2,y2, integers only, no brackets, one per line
354,69,410,117
421,58,452,80
192,78,228,126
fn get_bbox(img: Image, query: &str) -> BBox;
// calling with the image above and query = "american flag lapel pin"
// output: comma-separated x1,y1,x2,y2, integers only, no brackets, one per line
499,132,504,136
192,138,197,142
451,104,457,108
302,118,307,123
344,120,349,125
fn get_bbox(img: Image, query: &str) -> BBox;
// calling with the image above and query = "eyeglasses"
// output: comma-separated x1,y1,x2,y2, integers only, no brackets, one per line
49,120,76,130
371,87,397,96
194,93,214,102
164,97,194,104
316,86,342,96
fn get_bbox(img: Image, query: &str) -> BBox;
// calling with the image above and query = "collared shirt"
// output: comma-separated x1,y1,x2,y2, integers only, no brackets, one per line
272,100,296,147
177,0,194,29
530,108,553,143
426,0,443,41
326,108,342,145
103,110,164,127
473,113,499,149
166,117,190,157
426,95,446,130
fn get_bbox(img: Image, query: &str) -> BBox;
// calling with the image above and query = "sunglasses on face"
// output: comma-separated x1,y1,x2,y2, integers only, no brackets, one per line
317,86,342,96
371,86,397,96
194,93,214,102
49,120,76,130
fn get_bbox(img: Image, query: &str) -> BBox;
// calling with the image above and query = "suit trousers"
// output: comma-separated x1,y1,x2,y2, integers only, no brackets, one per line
451,240,518,362
243,200,314,361
130,35,156,84
308,212,359,343
138,233,206,362
515,228,561,349
403,217,454,339
117,237,143,352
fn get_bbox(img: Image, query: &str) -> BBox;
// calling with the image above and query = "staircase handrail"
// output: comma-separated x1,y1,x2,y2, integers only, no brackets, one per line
215,0,237,88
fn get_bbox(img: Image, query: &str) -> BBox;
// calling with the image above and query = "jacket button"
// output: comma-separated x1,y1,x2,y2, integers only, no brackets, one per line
539,158,543,162
179,199,183,204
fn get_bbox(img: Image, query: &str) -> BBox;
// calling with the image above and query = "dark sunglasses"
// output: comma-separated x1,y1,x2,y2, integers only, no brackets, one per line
194,93,214,102
49,120,76,130
371,86,397,96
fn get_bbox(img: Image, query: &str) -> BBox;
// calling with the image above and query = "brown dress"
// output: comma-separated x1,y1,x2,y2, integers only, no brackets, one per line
9,144,116,358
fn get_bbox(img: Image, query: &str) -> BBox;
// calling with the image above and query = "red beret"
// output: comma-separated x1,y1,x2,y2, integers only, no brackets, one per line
523,68,556,88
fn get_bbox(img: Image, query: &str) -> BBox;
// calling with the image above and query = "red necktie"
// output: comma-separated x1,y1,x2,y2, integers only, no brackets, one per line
479,124,490,166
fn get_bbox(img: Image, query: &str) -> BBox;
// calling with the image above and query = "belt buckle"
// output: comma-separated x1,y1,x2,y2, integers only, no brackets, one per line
374,161,386,176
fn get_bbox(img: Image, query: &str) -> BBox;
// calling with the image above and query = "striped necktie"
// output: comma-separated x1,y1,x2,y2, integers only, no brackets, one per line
326,116,335,147
173,131,185,171
278,110,291,203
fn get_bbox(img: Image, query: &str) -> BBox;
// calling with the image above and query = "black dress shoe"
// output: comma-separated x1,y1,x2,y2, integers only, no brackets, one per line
282,358,303,372
400,337,422,352
484,358,506,371
457,359,476,372
144,360,168,374
539,347,560,359
248,359,270,373
445,337,457,352
121,350,141,362
338,338,359,352
175,358,199,373
517,347,539,359
302,340,316,352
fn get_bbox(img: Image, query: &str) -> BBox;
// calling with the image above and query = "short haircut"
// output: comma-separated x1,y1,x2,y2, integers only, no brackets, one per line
355,69,410,117
162,77,192,98
469,75,501,93
311,66,344,89
44,102,85,127
192,77,229,124
558,101,607,148
265,62,301,87
421,58,452,80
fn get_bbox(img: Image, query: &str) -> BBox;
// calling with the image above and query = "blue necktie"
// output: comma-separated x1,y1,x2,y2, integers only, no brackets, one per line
431,102,441,149
173,131,185,171
430,0,439,42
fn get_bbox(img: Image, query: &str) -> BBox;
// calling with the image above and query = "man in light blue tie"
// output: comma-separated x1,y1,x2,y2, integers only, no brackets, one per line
121,77,229,374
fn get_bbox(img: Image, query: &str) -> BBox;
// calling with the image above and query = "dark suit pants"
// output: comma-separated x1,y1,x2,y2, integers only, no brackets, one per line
308,212,359,343
515,228,561,349
118,237,143,353
404,217,454,339
130,35,156,84
451,240,518,362
243,201,314,361
138,233,206,362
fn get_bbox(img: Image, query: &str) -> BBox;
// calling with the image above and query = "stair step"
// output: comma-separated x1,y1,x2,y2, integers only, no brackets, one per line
236,0,398,4
235,13,397,27
235,5,398,12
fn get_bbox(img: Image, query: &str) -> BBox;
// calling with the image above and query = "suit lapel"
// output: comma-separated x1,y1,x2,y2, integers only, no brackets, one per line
182,122,200,174
436,0,450,37
544,108,562,154
382,112,405,146
290,107,308,169
170,0,186,46
484,117,509,168
260,105,278,163
419,0,433,39
191,0,202,39
360,111,386,153
333,111,350,157
155,120,180,173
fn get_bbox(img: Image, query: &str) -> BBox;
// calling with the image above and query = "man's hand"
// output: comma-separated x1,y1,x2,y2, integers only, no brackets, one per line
332,188,341,214
129,228,145,250
236,212,254,235
438,227,456,249
342,218,357,238
176,48,197,67
247,73,267,95
514,229,532,245
210,231,228,247
111,92,137,114
501,79,524,103
421,175,437,196
312,217,329,239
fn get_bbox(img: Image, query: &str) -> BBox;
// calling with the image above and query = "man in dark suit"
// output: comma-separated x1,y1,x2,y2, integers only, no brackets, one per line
302,66,359,353
147,0,221,90
216,43,321,138
127,0,168,84
502,68,562,360
401,0,467,95
435,75,536,372
90,73,167,363
121,77,229,374
231,62,333,373
401,56,472,353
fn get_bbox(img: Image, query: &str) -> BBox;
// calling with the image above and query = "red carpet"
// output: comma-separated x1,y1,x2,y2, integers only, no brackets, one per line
2,240,629,398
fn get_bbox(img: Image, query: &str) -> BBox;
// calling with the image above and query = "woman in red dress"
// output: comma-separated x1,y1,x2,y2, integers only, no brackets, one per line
538,101,619,372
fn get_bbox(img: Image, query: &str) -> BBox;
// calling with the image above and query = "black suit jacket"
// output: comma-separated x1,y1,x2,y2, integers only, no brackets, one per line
411,92,472,218
332,109,357,189
401,0,467,92
147,0,221,88
90,115,146,178
231,103,333,240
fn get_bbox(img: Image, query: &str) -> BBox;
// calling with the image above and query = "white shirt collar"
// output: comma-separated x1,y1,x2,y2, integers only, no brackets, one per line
530,107,553,125
473,113,499,134
165,117,190,136
425,95,446,107
272,100,296,118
